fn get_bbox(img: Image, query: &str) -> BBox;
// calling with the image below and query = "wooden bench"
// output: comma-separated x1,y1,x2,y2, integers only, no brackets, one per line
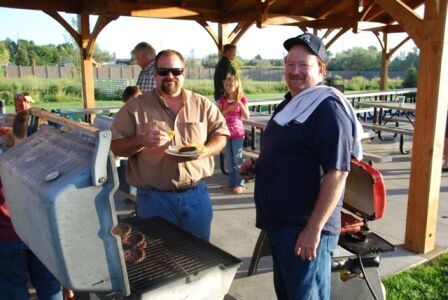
363,152,393,165
362,123,413,154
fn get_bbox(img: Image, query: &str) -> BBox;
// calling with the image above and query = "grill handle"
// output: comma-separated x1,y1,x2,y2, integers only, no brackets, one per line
29,108,111,186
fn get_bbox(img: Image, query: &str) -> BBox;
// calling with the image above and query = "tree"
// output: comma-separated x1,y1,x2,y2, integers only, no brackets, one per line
93,45,113,63
0,42,10,65
328,46,381,71
402,67,418,88
15,40,30,66
201,53,218,68
390,47,419,71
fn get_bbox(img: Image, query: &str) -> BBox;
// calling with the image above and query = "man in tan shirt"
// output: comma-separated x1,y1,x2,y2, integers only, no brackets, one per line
110,49,229,240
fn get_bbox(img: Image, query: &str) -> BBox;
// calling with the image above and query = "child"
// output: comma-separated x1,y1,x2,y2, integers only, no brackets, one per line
122,85,142,103
0,111,63,300
218,75,250,194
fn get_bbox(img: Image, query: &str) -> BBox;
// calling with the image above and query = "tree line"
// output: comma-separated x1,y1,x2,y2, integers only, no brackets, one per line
0,39,113,66
0,38,419,73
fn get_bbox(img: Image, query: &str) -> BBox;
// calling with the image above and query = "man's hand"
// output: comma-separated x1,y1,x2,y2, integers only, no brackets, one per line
143,129,170,148
239,159,256,181
294,226,321,261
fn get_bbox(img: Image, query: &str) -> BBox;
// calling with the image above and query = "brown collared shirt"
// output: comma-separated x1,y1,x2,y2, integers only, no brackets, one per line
111,88,229,190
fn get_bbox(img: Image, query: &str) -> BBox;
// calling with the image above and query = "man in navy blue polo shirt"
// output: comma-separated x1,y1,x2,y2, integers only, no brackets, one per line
242,33,362,299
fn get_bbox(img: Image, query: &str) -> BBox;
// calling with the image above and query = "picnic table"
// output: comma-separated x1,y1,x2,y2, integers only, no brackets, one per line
359,101,416,154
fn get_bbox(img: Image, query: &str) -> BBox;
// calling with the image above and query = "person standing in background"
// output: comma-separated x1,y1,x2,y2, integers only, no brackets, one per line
214,44,237,101
217,75,250,194
122,85,142,103
131,42,157,92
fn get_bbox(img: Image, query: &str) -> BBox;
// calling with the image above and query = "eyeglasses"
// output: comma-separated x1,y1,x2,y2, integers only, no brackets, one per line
156,68,184,76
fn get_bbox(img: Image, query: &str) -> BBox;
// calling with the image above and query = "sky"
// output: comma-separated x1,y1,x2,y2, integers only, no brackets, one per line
0,7,418,60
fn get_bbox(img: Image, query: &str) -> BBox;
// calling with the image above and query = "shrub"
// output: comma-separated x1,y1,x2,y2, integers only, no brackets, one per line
402,67,418,88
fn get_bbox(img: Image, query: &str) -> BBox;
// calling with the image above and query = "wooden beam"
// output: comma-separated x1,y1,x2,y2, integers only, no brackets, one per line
316,0,349,19
256,0,275,28
359,1,375,21
196,20,219,47
403,0,448,254
229,21,254,44
325,27,350,49
79,14,95,109
85,15,118,57
294,16,357,29
372,0,424,47
389,36,411,56
44,10,81,47
220,0,240,12
289,0,306,15
363,24,405,33
379,32,388,90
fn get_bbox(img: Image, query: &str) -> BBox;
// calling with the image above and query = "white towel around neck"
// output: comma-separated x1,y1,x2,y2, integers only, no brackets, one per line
273,85,363,160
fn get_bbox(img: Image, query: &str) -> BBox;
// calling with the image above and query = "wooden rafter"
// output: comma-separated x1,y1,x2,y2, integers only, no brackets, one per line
44,10,81,47
316,0,348,19
289,0,312,15
256,0,275,28
372,0,423,47
229,20,254,44
359,1,375,21
325,27,351,48
85,14,118,57
196,20,218,46
220,0,240,12
294,16,357,29
364,24,405,33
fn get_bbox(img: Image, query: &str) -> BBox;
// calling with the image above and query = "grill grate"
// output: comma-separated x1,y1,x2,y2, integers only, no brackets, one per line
121,217,241,294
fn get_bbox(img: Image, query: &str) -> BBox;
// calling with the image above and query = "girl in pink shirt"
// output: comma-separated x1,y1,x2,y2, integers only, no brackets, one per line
218,75,250,194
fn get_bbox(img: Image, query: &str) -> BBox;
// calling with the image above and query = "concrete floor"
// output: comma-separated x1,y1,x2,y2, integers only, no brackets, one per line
206,135,448,300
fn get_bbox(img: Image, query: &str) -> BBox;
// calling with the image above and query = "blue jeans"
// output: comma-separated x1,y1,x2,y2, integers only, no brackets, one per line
0,241,62,300
267,228,338,300
224,137,245,188
136,181,213,240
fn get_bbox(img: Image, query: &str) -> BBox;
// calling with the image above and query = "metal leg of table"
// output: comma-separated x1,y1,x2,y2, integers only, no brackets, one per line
247,230,271,276
399,135,411,154
219,152,228,175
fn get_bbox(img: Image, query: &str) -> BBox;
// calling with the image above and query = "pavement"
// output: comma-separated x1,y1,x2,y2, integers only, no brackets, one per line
205,134,448,300
111,133,448,299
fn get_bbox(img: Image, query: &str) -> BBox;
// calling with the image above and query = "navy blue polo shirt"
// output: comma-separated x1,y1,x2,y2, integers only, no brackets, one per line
254,93,353,235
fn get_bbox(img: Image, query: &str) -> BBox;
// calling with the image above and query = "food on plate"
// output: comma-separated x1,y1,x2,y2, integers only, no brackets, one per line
179,145,197,153
167,130,175,140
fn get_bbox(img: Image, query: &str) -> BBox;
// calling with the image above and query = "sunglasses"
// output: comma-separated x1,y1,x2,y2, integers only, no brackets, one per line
156,68,184,76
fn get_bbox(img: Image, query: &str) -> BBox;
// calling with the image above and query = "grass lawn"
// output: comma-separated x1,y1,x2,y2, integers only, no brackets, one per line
3,93,283,114
383,251,448,299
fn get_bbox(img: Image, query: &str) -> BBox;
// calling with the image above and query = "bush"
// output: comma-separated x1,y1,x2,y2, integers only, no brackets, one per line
41,94,81,103
402,67,418,88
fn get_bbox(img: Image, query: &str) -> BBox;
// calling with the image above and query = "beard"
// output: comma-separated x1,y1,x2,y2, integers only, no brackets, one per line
161,78,180,94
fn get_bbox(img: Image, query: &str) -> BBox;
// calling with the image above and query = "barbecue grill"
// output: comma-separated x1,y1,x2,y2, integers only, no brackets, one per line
0,108,241,299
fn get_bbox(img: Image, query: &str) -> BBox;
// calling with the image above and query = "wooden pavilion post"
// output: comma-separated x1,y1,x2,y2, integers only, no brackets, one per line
374,0,448,253
78,14,95,109
45,11,117,109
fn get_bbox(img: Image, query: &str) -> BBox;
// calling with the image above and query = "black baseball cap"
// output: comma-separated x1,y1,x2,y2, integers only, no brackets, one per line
283,33,328,63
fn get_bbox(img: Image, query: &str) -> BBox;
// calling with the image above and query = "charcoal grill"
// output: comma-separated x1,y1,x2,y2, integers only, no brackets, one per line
0,109,241,299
